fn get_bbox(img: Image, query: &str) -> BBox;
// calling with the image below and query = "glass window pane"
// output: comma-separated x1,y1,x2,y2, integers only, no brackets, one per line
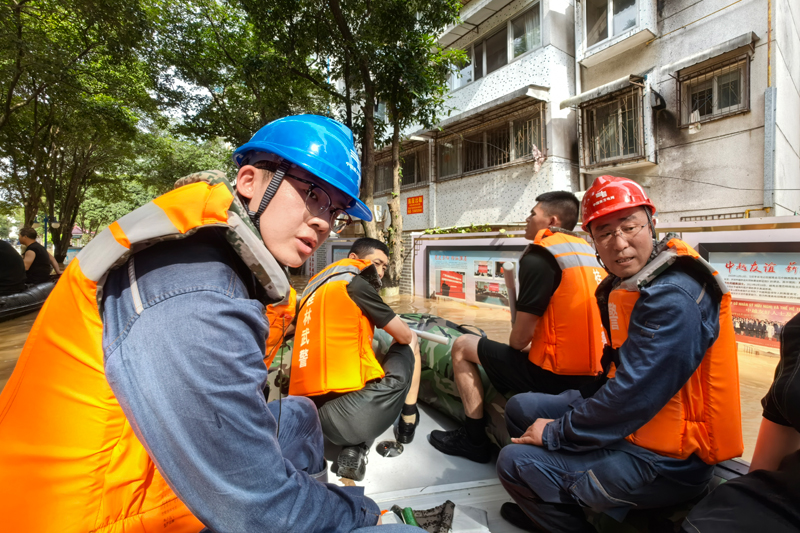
474,42,484,79
512,7,541,58
620,93,639,156
691,85,713,118
376,162,392,193
486,125,510,167
485,31,507,74
401,152,416,185
462,133,484,172
452,48,473,89
514,112,543,158
593,102,620,162
438,140,460,178
613,0,637,36
717,69,741,109
586,0,608,47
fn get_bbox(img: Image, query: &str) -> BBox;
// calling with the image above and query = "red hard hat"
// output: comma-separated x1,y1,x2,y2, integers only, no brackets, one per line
581,175,656,232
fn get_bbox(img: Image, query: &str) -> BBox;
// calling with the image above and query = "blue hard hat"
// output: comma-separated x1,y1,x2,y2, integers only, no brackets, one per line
233,114,373,222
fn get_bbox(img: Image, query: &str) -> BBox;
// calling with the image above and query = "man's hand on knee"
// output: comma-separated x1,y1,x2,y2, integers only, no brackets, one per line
511,418,554,447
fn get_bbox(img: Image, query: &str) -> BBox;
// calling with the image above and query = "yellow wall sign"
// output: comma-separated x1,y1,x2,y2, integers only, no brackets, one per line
407,195,424,215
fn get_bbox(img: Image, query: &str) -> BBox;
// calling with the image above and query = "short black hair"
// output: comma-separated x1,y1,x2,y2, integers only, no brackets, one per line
535,191,580,231
19,227,37,240
349,237,389,259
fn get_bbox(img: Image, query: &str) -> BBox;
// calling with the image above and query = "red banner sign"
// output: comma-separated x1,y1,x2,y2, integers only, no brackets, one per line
407,195,423,214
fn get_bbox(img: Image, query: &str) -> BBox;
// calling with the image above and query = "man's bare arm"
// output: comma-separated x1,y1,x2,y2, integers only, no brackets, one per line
23,250,35,270
509,310,539,351
383,315,414,345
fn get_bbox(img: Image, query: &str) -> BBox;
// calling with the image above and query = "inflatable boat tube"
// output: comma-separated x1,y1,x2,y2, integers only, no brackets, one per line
0,281,55,322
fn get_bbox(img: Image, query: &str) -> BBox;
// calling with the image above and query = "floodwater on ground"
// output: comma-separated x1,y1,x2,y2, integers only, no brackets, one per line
0,295,779,463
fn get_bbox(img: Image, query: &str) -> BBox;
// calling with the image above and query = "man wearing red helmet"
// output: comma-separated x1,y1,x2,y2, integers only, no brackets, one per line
495,176,743,532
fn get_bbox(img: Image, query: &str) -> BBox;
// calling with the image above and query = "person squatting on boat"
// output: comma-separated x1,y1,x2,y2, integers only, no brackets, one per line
682,311,800,532
496,176,743,532
0,115,419,532
289,237,422,481
429,191,608,463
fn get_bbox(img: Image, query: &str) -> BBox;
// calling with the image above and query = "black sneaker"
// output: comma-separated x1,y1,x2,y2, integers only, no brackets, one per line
428,426,492,463
337,443,368,481
394,409,420,444
500,502,541,532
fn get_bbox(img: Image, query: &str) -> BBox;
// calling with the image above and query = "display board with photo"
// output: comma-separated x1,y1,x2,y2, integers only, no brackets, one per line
427,247,525,307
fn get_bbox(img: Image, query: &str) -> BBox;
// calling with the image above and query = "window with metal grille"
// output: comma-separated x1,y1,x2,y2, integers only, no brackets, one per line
514,111,544,158
462,132,485,173
375,162,393,194
436,104,546,179
401,148,430,188
582,87,643,167
486,125,510,167
375,146,430,195
679,57,749,126
438,139,460,179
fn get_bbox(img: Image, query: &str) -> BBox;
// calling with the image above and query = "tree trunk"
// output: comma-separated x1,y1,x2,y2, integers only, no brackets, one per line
385,115,404,288
359,86,378,239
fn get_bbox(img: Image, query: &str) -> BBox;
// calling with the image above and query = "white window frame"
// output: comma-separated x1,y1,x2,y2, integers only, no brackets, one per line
678,56,750,127
584,0,639,51
449,2,542,91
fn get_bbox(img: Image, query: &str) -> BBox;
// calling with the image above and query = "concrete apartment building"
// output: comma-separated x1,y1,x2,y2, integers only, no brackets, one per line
370,0,580,233
315,0,799,296
565,0,800,222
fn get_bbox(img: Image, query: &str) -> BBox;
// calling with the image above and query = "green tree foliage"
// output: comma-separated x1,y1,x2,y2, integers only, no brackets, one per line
372,0,463,287
0,0,150,131
151,0,330,146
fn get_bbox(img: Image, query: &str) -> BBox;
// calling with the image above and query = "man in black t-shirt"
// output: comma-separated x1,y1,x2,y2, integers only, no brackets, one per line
0,240,26,296
302,237,421,481
429,191,599,463
19,227,61,284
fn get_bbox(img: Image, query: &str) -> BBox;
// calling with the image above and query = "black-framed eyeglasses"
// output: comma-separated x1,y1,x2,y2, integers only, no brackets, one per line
252,162,352,234
594,224,648,247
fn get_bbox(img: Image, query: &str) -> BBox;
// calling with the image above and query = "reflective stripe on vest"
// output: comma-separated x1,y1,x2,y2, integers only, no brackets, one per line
526,228,607,375
606,238,743,464
0,179,288,532
289,258,385,397
265,286,297,369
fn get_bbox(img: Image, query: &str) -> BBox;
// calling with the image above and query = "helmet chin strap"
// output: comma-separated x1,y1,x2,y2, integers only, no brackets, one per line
243,159,292,231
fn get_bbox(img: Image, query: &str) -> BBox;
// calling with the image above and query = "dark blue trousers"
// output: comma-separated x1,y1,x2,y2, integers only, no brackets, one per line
497,391,710,532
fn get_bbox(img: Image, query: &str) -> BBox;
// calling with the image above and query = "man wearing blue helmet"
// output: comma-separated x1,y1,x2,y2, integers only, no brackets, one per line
0,114,417,531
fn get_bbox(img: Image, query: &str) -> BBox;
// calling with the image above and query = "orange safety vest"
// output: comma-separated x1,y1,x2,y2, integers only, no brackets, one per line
289,258,385,397
527,228,607,375
0,176,290,532
265,286,297,369
601,238,743,464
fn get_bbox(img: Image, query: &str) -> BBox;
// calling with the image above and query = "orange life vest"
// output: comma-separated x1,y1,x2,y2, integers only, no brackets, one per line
601,238,743,464
265,286,297,369
289,258,385,397
0,176,290,532
527,228,607,375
